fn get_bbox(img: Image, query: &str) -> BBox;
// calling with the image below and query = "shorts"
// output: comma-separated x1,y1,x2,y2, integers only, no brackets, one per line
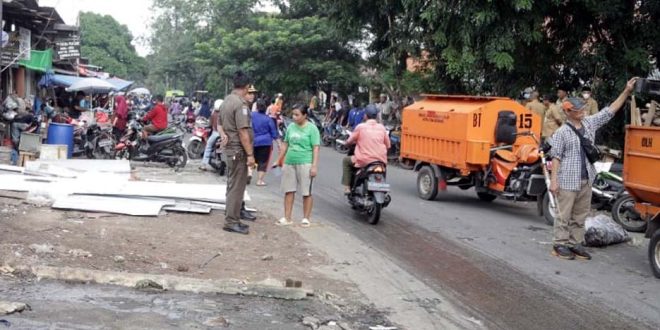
281,164,314,196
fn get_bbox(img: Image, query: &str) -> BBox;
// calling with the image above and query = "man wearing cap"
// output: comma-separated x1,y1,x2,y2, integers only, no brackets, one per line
526,91,546,120
581,86,599,115
218,71,256,235
548,77,637,260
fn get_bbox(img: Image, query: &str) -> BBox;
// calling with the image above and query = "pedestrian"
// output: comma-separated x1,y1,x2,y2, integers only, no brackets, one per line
581,86,599,115
377,93,392,123
218,71,255,235
526,91,546,119
274,105,321,227
542,94,564,140
199,99,227,171
556,84,570,106
549,77,637,260
198,98,212,119
252,98,281,186
112,94,129,140
245,85,259,184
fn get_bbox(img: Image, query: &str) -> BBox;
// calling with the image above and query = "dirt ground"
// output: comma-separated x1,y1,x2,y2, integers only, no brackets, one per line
0,163,364,303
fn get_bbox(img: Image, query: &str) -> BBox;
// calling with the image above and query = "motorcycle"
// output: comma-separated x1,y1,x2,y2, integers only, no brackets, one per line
209,138,227,176
114,116,188,170
322,120,342,147
334,127,352,154
541,161,630,226
187,117,211,159
344,152,392,225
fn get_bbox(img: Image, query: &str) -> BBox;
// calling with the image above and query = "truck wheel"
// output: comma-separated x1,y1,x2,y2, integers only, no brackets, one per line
477,192,497,202
649,229,660,279
417,166,438,200
542,192,556,226
612,195,647,233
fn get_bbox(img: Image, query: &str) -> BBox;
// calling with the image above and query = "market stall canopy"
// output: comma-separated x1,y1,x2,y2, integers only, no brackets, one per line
128,87,151,95
106,77,134,91
66,78,117,93
38,72,85,88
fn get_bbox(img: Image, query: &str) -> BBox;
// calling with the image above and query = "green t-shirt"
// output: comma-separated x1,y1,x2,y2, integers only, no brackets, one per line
284,122,320,165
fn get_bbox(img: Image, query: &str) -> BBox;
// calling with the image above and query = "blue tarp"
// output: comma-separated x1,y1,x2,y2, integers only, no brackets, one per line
106,77,134,91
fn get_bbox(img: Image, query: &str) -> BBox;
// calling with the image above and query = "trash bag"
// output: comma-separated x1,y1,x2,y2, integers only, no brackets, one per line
584,214,631,247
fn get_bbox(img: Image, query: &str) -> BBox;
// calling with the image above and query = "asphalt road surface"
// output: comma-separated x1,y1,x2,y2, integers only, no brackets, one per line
259,144,660,330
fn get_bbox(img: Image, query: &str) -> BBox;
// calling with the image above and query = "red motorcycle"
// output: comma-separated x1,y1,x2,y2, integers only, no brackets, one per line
186,117,211,159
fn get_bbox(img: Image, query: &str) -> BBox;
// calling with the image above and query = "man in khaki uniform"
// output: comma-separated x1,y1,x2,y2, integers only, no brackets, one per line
526,91,546,119
542,94,565,139
581,86,599,115
556,84,570,106
219,71,255,235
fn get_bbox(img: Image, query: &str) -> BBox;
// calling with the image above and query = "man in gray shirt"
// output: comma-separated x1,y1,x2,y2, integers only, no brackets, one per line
549,77,637,260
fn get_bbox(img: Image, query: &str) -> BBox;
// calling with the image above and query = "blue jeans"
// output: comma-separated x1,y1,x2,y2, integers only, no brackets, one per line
202,131,220,165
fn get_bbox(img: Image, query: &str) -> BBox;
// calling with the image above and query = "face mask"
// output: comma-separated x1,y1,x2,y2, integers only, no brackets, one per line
523,93,530,99
582,92,591,99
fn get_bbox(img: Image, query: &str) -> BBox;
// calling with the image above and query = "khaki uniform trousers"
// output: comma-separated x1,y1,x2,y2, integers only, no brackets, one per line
225,151,248,226
553,180,592,247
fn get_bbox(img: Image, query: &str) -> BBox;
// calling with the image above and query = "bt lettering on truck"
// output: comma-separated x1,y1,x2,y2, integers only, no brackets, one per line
418,111,450,123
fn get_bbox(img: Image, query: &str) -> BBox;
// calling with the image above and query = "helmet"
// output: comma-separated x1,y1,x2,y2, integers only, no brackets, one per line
364,104,379,119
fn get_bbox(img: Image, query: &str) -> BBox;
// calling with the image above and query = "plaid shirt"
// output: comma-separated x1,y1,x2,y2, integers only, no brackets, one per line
549,108,614,191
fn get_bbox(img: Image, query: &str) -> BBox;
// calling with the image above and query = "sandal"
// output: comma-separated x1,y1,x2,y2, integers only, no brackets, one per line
256,181,267,186
276,217,293,226
301,218,311,227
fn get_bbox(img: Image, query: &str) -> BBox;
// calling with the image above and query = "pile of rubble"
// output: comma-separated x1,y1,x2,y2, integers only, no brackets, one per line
0,159,251,216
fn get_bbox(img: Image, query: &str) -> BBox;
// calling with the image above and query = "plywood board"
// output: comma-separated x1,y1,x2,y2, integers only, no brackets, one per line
72,181,250,203
52,195,174,216
163,202,212,214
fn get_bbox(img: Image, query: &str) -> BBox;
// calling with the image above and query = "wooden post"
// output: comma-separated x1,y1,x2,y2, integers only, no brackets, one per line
631,94,641,126
644,100,658,127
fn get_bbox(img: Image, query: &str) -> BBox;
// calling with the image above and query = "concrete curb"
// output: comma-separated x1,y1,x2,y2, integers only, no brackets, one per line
20,265,312,300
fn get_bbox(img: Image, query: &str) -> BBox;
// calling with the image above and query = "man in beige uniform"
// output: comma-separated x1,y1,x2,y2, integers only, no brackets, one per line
526,91,546,119
581,86,599,115
542,94,565,140
219,71,255,235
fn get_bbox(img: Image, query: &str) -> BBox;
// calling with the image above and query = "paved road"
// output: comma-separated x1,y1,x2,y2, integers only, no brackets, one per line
259,145,660,329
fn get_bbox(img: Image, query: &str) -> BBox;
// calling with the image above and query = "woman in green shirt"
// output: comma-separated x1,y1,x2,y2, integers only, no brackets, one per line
274,105,321,227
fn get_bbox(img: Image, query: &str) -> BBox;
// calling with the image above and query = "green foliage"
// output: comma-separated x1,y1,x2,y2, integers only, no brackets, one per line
79,12,147,81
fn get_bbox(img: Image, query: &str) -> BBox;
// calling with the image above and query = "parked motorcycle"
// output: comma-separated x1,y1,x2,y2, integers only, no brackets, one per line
345,159,392,225
322,121,342,147
187,117,211,159
115,116,187,170
541,162,628,226
209,139,227,176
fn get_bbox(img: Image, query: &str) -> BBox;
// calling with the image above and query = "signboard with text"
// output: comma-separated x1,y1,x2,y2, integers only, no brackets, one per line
55,38,81,60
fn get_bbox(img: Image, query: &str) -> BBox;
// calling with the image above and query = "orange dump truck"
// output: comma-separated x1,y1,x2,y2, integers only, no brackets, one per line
623,125,660,278
401,95,547,208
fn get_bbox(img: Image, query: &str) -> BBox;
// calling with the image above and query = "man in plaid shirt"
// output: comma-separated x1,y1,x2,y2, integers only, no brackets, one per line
549,78,637,260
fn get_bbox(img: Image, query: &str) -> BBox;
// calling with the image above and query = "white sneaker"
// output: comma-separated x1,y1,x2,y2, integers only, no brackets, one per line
301,218,311,227
276,217,293,226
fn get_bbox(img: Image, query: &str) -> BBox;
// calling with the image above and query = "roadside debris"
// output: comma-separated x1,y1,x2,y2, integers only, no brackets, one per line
585,214,631,247
29,243,54,254
68,249,92,258
261,254,274,261
135,279,165,292
0,159,254,217
0,301,30,316
176,265,189,272
113,256,125,263
302,316,320,329
199,252,222,269
204,316,229,327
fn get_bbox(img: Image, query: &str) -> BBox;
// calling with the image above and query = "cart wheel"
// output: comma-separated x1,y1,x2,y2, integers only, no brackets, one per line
477,192,497,202
417,166,438,200
542,192,557,226
649,228,660,279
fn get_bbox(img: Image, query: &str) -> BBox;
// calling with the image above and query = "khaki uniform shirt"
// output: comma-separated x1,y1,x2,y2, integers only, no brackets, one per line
219,92,253,155
542,104,565,138
585,98,599,115
526,99,546,119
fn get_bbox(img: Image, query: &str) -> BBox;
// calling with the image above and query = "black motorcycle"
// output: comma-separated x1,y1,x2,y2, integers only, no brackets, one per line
346,160,392,225
115,117,187,170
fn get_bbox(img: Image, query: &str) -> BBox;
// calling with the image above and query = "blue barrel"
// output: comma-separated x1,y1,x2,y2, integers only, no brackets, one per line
46,123,74,158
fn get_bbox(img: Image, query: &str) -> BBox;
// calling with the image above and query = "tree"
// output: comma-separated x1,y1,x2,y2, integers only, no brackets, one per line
79,12,147,81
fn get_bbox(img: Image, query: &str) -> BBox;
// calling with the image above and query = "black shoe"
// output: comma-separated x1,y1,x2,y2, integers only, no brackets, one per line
223,223,249,235
552,245,575,260
240,209,256,221
570,245,592,260
239,222,249,229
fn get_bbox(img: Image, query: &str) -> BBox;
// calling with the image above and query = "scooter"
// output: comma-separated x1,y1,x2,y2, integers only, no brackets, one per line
322,121,342,146
187,117,211,159
345,157,392,225
115,116,188,170
334,127,352,154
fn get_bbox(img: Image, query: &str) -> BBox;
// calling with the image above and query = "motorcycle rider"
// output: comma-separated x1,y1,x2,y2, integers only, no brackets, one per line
341,104,391,194
141,95,168,140
199,99,227,171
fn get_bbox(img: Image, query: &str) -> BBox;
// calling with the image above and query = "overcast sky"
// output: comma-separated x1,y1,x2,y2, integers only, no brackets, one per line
39,0,278,57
